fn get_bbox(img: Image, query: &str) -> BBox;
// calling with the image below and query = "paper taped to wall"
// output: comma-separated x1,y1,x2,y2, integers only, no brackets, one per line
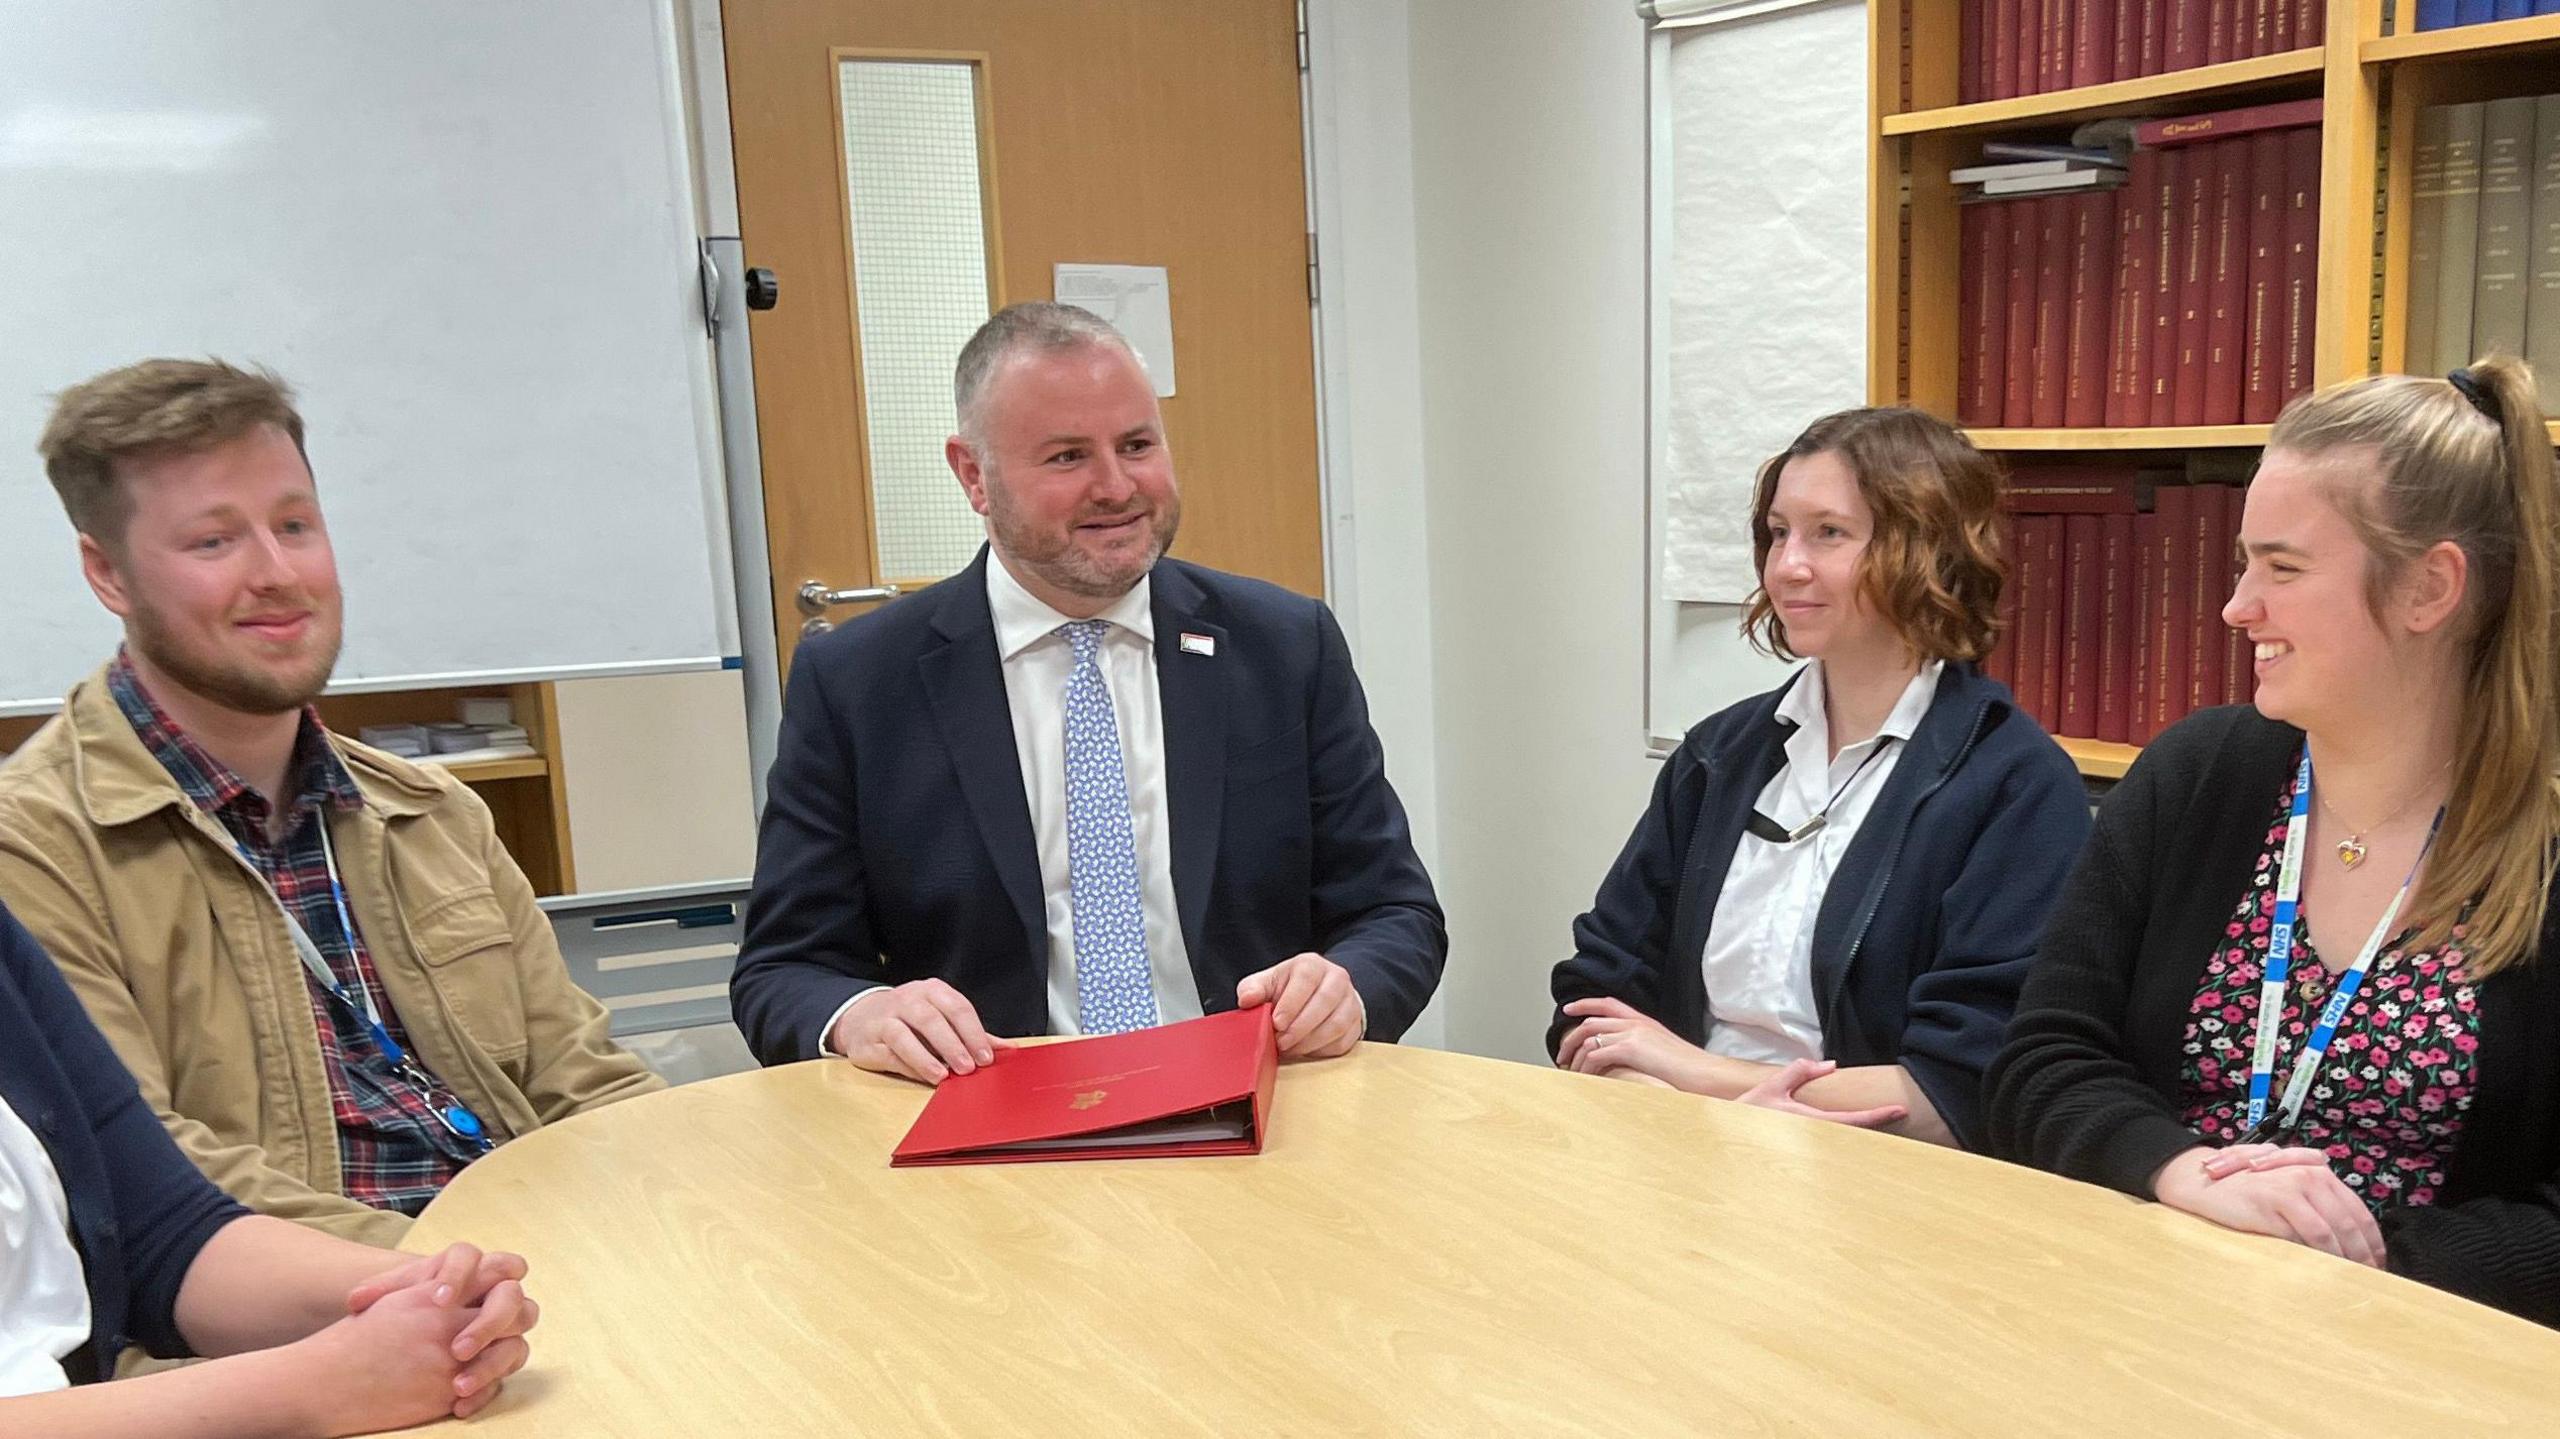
1054,263,1178,397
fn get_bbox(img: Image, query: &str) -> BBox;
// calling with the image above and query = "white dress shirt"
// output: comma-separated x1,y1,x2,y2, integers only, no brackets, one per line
825,558,1204,1048
0,1092,89,1397
1698,659,1943,1064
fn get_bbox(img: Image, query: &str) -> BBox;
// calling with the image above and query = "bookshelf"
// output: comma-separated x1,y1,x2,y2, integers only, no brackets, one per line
0,680,577,894
1873,1,2559,782
1966,423,2274,448
2361,12,2560,64
1882,47,2325,136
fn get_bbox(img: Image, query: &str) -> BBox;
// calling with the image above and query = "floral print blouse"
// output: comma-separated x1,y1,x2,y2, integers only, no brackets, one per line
2177,764,2482,1214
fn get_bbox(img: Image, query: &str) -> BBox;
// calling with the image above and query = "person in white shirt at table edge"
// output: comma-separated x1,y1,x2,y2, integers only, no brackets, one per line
730,302,1446,1082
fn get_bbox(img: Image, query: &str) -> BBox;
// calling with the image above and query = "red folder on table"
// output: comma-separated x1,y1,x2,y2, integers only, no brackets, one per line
891,1005,1279,1167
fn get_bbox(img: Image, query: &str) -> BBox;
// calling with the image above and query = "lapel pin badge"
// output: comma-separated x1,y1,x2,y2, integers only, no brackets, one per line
1179,632,1216,657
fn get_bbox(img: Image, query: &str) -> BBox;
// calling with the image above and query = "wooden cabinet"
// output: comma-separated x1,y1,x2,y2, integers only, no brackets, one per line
0,681,576,895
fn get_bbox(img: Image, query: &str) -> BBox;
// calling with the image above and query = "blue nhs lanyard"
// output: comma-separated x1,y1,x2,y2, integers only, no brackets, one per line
232,820,491,1152
2240,750,2443,1142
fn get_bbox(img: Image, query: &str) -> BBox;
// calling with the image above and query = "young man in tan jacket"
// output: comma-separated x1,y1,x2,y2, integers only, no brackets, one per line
0,358,663,1247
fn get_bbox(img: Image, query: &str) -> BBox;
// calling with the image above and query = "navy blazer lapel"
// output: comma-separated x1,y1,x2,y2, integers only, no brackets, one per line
916,550,1045,961
1150,562,1228,959
1806,669,1983,1028
1667,681,1795,1045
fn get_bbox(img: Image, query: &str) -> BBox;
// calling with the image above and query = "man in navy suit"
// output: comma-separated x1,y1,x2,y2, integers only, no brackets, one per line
732,302,1445,1080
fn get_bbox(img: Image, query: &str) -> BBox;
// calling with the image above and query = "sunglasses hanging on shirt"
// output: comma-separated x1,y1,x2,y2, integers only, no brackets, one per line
1744,739,1895,845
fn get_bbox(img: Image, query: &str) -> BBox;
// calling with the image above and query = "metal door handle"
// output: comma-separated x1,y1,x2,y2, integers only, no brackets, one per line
796,581,902,617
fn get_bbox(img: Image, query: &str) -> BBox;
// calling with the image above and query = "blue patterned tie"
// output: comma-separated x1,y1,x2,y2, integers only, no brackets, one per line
1058,620,1159,1034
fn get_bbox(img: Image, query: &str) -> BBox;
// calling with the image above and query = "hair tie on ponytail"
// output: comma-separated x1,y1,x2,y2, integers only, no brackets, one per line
2448,368,2504,424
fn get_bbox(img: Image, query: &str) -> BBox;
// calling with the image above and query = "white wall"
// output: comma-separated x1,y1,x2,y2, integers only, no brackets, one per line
1305,0,1447,1049
1407,0,1661,1063
1315,0,1798,1064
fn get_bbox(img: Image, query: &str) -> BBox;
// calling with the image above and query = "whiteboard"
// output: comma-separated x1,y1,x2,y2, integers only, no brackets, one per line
1644,1,1865,743
0,0,731,714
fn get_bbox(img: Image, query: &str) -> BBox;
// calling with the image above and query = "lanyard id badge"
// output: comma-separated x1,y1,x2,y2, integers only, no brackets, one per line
235,818,493,1154
2237,749,2442,1144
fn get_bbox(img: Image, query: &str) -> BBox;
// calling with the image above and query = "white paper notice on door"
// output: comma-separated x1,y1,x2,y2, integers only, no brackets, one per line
1053,263,1177,397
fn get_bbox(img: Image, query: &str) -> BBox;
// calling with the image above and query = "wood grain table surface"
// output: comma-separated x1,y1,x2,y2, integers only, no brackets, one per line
405,1041,2560,1435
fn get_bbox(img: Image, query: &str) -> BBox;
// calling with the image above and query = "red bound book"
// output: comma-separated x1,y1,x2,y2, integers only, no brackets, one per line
2114,0,2142,79
2203,139,2249,424
1992,0,2023,100
1988,512,2020,688
2248,0,2274,57
2136,99,2323,149
2271,0,2293,50
1969,205,2013,425
2032,196,2071,427
2097,512,2136,742
2167,0,2206,72
2073,0,2115,87
2153,485,2197,735
2130,512,2162,743
2142,0,2168,75
2188,484,2231,710
2295,0,2321,53
1963,0,1984,103
2062,515,2104,735
2107,181,2144,427
2224,516,2251,707
2241,131,2289,423
2148,147,2185,425
2024,515,2068,728
2173,145,2217,425
2279,127,2320,407
1961,204,1986,425
2012,514,2048,724
2017,0,2044,96
2065,190,2120,427
2206,0,2234,64
892,1007,1278,1166
2005,464,2141,512
2043,0,2074,95
2116,149,2162,426
2004,200,2041,426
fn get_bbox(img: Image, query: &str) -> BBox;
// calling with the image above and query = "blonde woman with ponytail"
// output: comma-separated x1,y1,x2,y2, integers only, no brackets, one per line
1989,356,2560,1324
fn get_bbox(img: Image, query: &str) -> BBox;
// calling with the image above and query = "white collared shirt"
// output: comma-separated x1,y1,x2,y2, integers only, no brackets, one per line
823,557,1204,1048
1699,659,1943,1064
0,1092,88,1396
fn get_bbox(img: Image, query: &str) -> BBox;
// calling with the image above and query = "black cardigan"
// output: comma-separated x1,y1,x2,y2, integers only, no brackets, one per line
1987,706,2560,1325
1551,661,2091,1149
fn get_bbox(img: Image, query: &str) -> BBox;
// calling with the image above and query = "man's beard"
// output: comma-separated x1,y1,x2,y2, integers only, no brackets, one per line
127,599,343,716
985,479,1181,600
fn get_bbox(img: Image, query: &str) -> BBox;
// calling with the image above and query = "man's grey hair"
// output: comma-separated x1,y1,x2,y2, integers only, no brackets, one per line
953,301,1136,450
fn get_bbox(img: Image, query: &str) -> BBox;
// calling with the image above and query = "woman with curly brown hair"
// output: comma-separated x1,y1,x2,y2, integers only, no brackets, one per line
1549,406,2088,1149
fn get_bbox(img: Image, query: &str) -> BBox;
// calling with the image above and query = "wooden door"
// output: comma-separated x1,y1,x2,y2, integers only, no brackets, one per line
721,0,1324,672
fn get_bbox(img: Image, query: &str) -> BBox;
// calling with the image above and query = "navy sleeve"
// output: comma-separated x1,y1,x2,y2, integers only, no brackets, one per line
5,906,246,1359
1302,604,1447,1040
732,650,883,1064
1898,738,2092,1150
1547,743,1704,1058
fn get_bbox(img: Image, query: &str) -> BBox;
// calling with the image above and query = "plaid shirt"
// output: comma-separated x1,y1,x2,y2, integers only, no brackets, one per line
108,653,476,1215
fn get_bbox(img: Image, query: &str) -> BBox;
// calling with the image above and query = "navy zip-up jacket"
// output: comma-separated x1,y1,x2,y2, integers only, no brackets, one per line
1549,661,2090,1149
0,902,245,1384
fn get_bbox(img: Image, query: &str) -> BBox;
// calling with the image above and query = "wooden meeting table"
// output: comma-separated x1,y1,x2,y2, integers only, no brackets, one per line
406,1041,2560,1435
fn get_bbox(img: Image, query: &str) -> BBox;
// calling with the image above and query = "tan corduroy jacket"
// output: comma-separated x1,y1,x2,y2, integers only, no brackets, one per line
0,666,663,1246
